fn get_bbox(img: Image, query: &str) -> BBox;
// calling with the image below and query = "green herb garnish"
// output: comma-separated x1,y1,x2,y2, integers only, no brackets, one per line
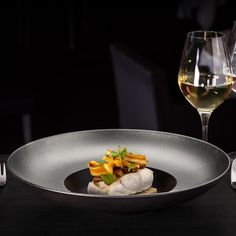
127,162,136,172
100,173,116,185
111,146,128,159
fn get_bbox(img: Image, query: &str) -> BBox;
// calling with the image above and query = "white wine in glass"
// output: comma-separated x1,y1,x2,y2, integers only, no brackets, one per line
178,31,234,141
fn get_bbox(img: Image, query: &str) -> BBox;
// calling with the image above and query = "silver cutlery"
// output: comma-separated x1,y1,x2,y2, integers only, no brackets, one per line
228,152,236,189
0,162,6,187
231,159,236,189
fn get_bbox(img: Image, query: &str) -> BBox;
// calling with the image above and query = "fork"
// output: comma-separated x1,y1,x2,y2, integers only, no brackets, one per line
0,162,6,187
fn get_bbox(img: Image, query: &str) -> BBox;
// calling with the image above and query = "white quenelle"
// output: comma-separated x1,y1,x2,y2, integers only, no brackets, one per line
87,168,155,196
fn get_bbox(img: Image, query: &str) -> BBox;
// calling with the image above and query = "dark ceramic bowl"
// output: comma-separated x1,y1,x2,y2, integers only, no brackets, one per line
7,129,230,213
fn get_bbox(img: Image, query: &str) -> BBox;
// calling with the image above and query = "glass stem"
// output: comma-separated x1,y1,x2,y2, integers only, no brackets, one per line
199,111,212,142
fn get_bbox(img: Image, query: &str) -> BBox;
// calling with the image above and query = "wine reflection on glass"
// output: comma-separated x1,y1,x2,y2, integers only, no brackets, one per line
178,31,234,142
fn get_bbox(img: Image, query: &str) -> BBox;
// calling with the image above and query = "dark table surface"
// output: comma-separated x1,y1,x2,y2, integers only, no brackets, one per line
1,154,236,236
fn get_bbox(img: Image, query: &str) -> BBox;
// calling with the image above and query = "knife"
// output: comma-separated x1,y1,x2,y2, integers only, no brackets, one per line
231,158,236,189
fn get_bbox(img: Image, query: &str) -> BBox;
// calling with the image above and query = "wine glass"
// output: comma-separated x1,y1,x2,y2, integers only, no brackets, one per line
178,31,234,141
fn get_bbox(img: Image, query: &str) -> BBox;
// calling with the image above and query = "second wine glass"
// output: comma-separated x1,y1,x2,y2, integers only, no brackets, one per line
178,31,233,141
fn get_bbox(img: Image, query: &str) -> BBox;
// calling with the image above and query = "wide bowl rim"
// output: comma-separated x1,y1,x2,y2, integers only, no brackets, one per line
7,129,230,199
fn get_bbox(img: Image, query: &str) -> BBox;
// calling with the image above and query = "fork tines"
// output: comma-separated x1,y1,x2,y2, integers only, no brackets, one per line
0,163,6,186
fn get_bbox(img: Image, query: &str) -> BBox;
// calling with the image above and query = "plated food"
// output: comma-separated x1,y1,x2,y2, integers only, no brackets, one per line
7,129,230,212
87,146,157,195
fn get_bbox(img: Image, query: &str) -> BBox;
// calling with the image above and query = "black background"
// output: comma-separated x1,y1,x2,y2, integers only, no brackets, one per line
0,0,236,153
